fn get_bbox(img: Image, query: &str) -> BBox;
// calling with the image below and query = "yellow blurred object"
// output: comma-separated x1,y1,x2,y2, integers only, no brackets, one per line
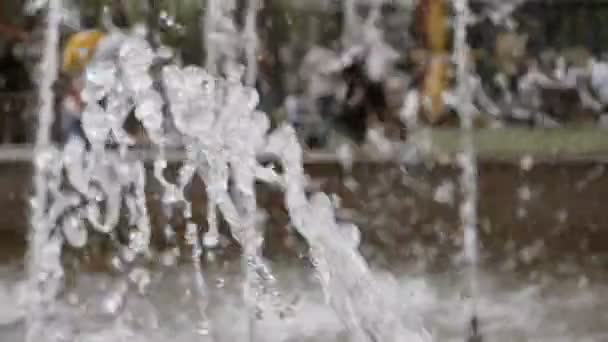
425,0,447,53
417,0,449,124
62,30,107,75
422,56,449,124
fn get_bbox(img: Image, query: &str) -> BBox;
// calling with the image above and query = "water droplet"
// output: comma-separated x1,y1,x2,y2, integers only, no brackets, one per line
129,267,151,295
206,251,217,262
520,155,534,171
121,246,136,263
110,256,124,272
62,215,87,248
195,321,210,336
66,292,80,306
203,232,220,249
434,181,455,206
337,143,354,173
517,207,527,219
101,289,126,316
160,248,179,267
555,209,568,223
517,185,532,202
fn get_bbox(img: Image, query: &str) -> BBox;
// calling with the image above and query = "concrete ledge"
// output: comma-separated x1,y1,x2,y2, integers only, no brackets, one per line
418,127,608,163
0,126,608,165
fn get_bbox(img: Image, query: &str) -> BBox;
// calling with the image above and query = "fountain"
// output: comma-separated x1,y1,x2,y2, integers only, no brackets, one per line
12,0,608,341
26,0,432,341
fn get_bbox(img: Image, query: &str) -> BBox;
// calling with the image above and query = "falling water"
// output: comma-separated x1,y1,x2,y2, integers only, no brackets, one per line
203,0,219,73
243,0,259,87
453,0,481,339
201,1,277,339
264,126,430,342
27,0,62,341
342,0,358,45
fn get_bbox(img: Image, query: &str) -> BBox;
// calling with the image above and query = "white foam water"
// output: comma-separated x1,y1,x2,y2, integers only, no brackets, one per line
27,19,429,341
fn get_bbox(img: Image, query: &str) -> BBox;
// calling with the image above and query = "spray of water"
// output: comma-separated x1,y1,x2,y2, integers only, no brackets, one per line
26,27,431,342
454,0,479,281
265,125,431,342
453,0,483,339
201,2,278,339
27,0,62,341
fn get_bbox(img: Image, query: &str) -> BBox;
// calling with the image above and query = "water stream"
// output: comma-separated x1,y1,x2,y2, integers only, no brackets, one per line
452,1,481,339
27,0,62,340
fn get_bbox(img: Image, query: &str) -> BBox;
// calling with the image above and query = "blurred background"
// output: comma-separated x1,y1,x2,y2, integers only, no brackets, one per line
1,0,608,151
0,0,605,278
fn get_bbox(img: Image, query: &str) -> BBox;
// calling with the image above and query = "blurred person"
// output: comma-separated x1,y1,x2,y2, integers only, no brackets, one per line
0,16,34,143
301,44,398,148
59,5,133,144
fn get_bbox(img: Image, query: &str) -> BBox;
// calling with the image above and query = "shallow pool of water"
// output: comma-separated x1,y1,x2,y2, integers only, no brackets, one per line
1,259,607,342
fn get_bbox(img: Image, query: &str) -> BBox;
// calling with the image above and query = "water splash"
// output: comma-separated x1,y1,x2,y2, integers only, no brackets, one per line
162,62,284,340
26,1,438,341
32,29,432,339
200,2,279,339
